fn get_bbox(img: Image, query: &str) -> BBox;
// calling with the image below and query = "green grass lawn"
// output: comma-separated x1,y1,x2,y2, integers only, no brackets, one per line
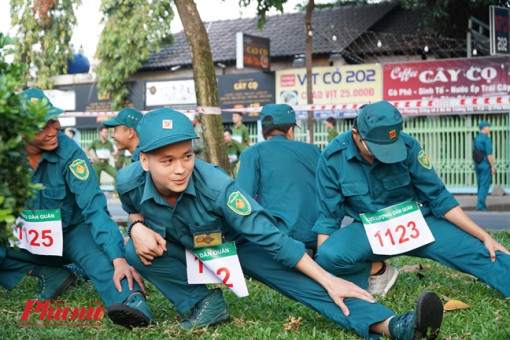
1,231,509,339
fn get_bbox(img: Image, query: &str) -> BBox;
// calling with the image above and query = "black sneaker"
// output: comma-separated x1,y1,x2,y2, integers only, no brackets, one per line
389,291,443,340
108,292,155,329
180,288,230,329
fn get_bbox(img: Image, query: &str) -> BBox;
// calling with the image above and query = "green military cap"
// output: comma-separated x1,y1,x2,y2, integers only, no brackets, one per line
260,104,297,126
103,107,143,129
137,107,198,153
19,88,64,122
357,100,406,164
478,120,491,129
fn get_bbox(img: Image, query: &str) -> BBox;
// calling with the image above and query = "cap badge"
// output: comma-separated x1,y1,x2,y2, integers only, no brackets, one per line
388,130,397,139
162,120,173,129
31,98,39,103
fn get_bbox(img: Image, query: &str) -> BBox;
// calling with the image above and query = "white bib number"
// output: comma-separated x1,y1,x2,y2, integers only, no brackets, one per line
360,202,435,255
11,209,64,256
186,242,249,297
95,148,111,159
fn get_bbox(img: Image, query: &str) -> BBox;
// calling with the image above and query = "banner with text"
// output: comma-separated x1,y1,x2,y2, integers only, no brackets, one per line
275,64,382,119
383,56,510,115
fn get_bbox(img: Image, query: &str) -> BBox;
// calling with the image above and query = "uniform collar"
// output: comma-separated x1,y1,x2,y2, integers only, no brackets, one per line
345,131,361,161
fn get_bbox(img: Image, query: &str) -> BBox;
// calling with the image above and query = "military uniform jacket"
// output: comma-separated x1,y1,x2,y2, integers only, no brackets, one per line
116,159,305,268
473,132,493,168
236,135,319,244
26,133,125,261
313,131,459,235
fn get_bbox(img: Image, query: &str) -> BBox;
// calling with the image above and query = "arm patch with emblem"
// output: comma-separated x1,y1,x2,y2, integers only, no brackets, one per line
417,150,432,170
227,191,251,215
69,159,90,180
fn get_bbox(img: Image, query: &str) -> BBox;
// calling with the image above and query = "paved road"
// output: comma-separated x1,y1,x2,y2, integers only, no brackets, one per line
466,211,510,231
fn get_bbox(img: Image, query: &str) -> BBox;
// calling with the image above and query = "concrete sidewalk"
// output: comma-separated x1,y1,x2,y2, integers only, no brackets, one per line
454,194,510,212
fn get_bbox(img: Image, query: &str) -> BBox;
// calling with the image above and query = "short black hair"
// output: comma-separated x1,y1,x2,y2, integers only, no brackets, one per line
261,116,293,137
326,117,336,125
224,127,233,135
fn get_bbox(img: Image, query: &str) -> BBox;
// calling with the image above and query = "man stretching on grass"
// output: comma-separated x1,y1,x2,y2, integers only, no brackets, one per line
117,107,444,339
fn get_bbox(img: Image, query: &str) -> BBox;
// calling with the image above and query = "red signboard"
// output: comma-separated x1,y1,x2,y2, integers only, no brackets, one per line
383,56,510,115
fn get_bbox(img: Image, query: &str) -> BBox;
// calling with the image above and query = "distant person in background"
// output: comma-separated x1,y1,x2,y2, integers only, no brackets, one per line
232,112,250,146
192,114,207,161
326,117,339,143
85,126,117,189
103,107,143,163
223,127,246,178
64,127,76,140
473,120,496,211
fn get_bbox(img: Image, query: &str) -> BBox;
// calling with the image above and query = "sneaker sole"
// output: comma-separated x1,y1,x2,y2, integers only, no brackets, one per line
49,274,77,300
108,303,151,329
414,291,443,340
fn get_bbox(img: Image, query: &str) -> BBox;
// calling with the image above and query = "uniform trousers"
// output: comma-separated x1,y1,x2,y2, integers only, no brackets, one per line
474,163,492,210
0,222,140,307
125,238,395,339
315,215,510,297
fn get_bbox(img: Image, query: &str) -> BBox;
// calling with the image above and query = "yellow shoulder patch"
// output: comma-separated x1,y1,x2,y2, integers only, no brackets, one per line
227,191,251,215
69,159,90,180
417,150,432,170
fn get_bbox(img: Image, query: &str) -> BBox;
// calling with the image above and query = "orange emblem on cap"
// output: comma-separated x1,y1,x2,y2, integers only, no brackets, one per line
388,130,397,139
31,98,39,103
162,120,173,129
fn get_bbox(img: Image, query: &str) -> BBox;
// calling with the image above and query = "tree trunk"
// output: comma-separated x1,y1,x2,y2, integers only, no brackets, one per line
305,0,315,144
173,0,231,174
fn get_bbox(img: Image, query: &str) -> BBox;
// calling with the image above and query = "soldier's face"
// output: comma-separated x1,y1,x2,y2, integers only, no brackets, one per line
140,140,195,198
111,125,131,151
28,119,61,152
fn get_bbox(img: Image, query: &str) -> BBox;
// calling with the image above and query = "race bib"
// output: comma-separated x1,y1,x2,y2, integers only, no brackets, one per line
95,148,111,159
228,154,238,163
186,242,249,297
232,134,242,144
11,209,64,256
360,202,435,255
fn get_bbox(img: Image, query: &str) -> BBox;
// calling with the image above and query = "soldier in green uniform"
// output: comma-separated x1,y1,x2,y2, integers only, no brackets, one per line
231,112,250,147
85,126,117,188
326,117,339,143
236,104,319,250
313,101,510,299
223,127,246,178
0,89,154,329
116,107,444,340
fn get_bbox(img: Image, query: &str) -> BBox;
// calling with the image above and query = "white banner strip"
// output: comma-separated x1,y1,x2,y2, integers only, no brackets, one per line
60,96,510,117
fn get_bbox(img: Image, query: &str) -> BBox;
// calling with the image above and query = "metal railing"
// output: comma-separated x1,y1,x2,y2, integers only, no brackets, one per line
75,113,510,193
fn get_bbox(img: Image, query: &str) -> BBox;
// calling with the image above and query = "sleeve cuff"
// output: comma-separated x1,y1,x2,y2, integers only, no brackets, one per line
312,215,341,235
429,191,459,217
273,237,306,268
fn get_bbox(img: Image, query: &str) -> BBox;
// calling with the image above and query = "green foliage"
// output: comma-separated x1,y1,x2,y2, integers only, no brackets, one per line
399,0,506,38
10,0,80,89
95,0,174,110
239,0,287,30
0,33,46,247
